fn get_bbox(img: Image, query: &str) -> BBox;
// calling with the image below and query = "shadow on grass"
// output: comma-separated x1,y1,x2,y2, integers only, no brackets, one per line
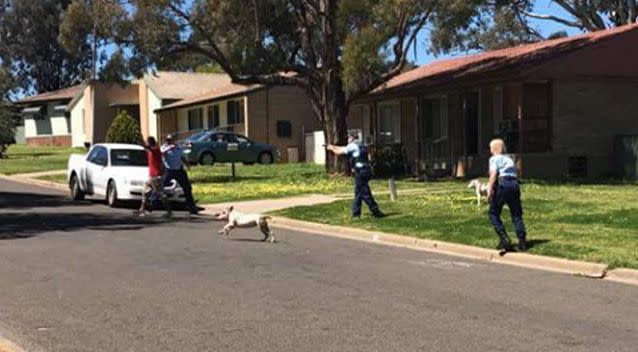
526,239,551,250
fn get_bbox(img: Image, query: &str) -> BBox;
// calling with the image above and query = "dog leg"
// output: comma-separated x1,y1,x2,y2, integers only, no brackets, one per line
259,222,271,242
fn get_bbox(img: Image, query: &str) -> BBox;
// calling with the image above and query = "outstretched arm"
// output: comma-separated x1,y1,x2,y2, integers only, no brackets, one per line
326,145,347,155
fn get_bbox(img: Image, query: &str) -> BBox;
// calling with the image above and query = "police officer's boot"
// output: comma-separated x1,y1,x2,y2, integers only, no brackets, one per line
517,234,528,252
496,231,512,256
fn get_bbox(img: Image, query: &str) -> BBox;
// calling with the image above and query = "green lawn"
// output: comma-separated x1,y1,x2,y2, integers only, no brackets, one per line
275,181,638,269
0,145,84,175
36,173,68,184
189,163,442,204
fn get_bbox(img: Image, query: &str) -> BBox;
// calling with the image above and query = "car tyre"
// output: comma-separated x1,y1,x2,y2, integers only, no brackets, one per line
258,152,274,165
107,180,120,208
199,152,215,166
70,174,85,201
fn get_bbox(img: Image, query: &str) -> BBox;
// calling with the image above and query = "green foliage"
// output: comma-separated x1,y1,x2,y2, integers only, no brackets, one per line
0,0,89,94
106,110,142,144
372,144,408,178
0,103,17,158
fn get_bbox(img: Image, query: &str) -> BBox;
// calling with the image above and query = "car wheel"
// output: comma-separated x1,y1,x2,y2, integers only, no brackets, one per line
69,174,85,201
200,152,215,166
258,152,274,165
107,180,120,208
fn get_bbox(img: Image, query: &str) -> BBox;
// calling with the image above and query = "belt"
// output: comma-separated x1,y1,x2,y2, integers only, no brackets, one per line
499,176,518,181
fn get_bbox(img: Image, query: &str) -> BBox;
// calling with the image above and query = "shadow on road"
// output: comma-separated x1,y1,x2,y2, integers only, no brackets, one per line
0,191,84,210
0,212,169,239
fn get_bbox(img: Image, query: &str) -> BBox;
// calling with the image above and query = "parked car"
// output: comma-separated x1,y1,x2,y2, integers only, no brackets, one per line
180,130,278,165
67,143,184,207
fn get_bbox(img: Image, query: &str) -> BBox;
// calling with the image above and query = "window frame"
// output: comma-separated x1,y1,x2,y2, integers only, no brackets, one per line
377,101,401,145
187,108,204,131
276,120,293,138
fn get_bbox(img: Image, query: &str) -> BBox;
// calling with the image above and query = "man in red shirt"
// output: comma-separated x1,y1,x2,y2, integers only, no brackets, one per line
134,136,164,216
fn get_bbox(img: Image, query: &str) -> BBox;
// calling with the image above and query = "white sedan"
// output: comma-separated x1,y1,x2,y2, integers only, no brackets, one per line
67,143,184,207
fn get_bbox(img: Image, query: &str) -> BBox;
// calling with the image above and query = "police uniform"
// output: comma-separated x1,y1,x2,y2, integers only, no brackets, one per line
345,140,383,218
488,154,527,251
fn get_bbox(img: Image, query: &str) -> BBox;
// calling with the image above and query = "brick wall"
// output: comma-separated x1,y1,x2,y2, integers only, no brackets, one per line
26,135,72,147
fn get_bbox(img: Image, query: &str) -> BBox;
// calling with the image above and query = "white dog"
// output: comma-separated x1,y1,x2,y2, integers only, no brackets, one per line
468,179,489,206
214,206,274,243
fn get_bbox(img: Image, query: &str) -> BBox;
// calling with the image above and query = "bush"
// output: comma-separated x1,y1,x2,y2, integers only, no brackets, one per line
106,110,142,144
0,104,17,158
372,143,408,178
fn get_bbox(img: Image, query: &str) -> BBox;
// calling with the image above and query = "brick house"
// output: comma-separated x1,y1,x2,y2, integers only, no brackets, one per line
350,24,638,179
155,83,319,162
17,81,139,147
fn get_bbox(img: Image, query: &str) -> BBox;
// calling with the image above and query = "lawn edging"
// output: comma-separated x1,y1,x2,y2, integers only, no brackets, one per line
0,173,68,192
605,268,638,286
270,216,614,281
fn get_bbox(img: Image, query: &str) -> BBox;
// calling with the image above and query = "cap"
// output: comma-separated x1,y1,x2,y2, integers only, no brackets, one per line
348,130,359,139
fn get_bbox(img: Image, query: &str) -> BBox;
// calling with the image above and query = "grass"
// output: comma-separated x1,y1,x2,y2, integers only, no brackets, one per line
275,181,638,269
36,174,68,184
0,145,84,175
189,163,440,204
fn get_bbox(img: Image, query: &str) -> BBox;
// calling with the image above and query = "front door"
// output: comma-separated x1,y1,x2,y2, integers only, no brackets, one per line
86,146,109,196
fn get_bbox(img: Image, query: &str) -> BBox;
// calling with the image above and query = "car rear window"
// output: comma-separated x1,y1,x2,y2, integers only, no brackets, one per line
110,149,148,167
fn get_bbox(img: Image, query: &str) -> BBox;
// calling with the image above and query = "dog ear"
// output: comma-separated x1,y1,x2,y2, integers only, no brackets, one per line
229,205,234,212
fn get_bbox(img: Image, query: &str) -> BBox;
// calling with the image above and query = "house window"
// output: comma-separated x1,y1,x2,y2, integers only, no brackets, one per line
276,120,292,138
35,116,52,135
65,114,71,134
188,108,203,131
422,96,448,141
207,105,220,129
378,102,401,145
227,100,245,125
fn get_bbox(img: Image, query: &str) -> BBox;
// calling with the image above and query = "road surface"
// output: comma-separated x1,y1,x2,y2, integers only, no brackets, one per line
0,178,636,352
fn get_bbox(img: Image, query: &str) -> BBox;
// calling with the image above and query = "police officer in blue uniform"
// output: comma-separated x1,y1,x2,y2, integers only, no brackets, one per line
486,138,527,255
327,131,384,219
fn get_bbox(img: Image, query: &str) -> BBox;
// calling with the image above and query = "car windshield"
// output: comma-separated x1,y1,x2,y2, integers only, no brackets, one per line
110,149,148,167
187,131,211,142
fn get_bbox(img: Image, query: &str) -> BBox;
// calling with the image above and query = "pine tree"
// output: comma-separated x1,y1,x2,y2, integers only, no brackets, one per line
106,110,142,144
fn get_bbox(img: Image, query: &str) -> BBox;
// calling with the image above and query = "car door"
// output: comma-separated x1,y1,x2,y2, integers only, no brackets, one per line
86,146,109,196
209,132,229,162
224,133,243,162
235,135,254,162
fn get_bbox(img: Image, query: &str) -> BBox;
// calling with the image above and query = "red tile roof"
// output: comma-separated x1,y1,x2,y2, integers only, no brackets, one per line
373,23,638,94
156,83,263,112
16,84,84,104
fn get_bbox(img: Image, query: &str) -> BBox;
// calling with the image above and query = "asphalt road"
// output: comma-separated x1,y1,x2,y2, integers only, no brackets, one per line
0,178,636,352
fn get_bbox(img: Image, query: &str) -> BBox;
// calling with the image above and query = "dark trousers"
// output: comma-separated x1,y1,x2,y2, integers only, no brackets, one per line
352,168,380,216
163,168,196,211
488,178,526,239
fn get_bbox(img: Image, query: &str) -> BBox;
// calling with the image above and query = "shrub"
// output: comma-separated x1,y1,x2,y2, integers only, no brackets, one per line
372,143,408,178
0,103,17,158
106,110,142,144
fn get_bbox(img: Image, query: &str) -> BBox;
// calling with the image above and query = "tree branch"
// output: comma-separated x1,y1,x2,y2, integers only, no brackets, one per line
521,10,583,28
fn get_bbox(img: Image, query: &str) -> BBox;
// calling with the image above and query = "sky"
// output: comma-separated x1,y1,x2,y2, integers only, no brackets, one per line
413,0,581,65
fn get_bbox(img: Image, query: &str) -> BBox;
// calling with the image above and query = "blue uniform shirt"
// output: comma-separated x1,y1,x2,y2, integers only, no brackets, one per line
489,154,517,178
161,144,184,170
346,141,366,169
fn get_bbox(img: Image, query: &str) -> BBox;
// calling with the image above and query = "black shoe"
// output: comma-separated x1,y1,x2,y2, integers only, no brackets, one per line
496,231,512,256
189,209,200,215
372,211,386,219
517,239,528,252
352,214,361,220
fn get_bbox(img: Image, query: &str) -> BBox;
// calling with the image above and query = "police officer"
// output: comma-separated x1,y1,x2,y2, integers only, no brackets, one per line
327,131,384,219
161,134,198,217
486,138,527,255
